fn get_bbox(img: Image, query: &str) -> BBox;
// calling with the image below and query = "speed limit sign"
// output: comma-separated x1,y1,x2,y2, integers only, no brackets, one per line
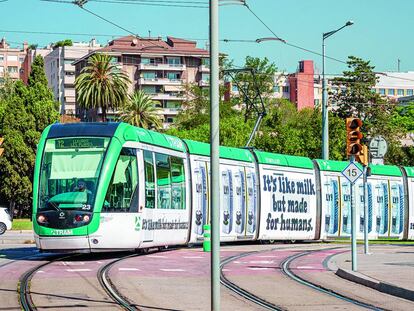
341,162,363,184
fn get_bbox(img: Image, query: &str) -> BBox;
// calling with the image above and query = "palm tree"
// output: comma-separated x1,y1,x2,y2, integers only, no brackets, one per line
75,53,130,122
119,90,164,130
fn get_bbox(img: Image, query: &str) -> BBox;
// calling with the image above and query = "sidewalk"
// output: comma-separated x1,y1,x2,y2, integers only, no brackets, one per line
329,245,414,301
0,230,34,244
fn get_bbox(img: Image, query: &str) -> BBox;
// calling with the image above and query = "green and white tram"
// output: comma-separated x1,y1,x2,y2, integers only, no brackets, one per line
33,122,414,252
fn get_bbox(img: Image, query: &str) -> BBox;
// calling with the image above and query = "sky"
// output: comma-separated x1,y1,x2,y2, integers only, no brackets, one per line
0,0,413,74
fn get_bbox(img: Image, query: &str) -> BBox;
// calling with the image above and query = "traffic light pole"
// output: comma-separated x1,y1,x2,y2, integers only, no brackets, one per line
363,165,369,255
350,156,357,272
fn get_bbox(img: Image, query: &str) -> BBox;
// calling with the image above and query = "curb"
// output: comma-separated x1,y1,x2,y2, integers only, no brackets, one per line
336,268,414,302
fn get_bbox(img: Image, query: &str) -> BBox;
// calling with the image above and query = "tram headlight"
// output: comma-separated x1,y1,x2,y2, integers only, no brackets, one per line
83,215,90,223
37,214,47,224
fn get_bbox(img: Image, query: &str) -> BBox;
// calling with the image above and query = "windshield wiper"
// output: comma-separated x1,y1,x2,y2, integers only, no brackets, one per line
47,200,63,213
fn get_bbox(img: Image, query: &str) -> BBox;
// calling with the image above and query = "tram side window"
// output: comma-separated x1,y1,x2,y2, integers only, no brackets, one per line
103,148,138,212
155,153,171,209
144,150,155,209
171,156,185,210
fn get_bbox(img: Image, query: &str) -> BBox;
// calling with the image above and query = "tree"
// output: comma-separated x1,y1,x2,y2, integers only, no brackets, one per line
0,56,59,216
53,39,73,48
75,53,130,122
118,91,163,129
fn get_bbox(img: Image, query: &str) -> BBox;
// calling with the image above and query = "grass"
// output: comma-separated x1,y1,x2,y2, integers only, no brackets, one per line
11,218,33,231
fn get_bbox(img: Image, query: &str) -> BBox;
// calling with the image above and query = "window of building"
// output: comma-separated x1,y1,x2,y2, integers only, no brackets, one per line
314,99,320,107
8,66,18,73
282,86,289,93
371,88,377,93
273,85,280,93
142,86,156,94
64,59,75,64
167,72,180,80
144,150,155,209
167,57,181,65
123,55,139,65
388,89,395,96
65,71,75,76
379,88,385,95
165,101,181,109
103,148,139,212
143,72,156,79
8,55,18,62
0,66,3,73
202,58,210,66
19,57,25,63
109,56,121,64
167,117,175,123
232,85,239,92
0,55,4,62
397,89,404,96
407,89,414,96
201,73,210,81
186,57,198,67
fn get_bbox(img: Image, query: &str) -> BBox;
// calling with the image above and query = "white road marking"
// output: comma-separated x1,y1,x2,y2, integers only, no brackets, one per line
96,261,104,264
160,269,185,272
36,270,44,273
66,269,92,272
249,260,274,264
296,266,317,269
182,256,203,259
147,255,167,258
119,268,140,271
248,267,271,271
222,269,231,272
62,262,85,266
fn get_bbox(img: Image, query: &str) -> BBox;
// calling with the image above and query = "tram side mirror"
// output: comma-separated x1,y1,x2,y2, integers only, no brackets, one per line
366,167,372,177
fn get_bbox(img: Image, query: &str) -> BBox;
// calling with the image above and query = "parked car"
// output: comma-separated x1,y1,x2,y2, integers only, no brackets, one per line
0,207,12,235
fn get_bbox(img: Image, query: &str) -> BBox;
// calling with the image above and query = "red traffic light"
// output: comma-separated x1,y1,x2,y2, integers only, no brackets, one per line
346,118,363,156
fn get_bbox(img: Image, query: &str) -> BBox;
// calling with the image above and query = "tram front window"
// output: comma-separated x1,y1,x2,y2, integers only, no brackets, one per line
38,137,110,212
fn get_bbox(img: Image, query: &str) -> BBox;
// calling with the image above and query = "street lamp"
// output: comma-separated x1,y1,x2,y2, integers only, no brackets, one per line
322,20,354,160
256,37,287,44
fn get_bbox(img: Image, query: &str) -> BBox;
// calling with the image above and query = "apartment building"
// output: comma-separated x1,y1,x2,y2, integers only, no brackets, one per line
44,39,101,115
0,38,28,83
373,71,414,99
73,35,210,126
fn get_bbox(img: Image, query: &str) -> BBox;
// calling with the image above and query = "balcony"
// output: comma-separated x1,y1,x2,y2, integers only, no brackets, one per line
138,78,184,86
150,93,183,101
161,107,181,115
64,63,75,72
198,80,209,87
65,75,75,84
199,65,210,72
138,63,186,71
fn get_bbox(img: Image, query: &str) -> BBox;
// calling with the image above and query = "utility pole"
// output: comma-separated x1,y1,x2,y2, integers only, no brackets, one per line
398,59,401,72
363,165,369,254
209,0,220,310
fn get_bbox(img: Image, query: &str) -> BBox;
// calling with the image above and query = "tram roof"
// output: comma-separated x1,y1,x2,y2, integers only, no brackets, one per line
315,159,402,177
254,151,314,169
183,140,254,163
404,167,414,178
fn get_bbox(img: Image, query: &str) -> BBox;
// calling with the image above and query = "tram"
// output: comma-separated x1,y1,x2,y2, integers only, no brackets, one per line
32,122,414,252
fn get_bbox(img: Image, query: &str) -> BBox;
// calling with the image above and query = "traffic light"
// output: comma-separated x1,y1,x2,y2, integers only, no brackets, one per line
0,137,3,157
346,117,363,157
357,145,369,166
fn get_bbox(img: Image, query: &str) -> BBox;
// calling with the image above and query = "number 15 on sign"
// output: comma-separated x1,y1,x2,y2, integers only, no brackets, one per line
341,162,363,184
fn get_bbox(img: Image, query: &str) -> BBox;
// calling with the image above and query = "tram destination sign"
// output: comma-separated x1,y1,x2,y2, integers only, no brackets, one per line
55,137,105,149
341,161,363,184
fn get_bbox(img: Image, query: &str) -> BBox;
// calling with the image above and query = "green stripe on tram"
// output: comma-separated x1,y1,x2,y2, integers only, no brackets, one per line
254,150,314,169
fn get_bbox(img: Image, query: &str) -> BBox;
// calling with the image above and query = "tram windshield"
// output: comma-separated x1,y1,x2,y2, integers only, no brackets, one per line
38,137,110,212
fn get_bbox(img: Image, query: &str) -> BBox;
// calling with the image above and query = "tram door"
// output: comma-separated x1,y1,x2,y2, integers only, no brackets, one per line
91,147,141,249
142,150,155,242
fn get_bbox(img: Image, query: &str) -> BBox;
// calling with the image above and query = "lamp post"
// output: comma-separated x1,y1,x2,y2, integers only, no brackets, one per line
322,20,354,160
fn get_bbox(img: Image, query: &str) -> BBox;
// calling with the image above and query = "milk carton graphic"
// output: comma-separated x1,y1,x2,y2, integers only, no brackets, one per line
234,170,245,234
246,172,257,234
391,184,404,235
376,183,389,235
194,166,207,235
359,184,365,233
367,183,373,233
222,170,233,234
358,183,374,233
324,180,339,234
342,182,351,234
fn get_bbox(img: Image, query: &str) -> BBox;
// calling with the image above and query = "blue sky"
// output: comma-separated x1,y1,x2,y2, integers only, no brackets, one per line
1,0,413,74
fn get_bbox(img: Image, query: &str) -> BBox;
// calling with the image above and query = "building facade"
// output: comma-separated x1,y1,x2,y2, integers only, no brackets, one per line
373,72,414,99
0,38,28,83
73,36,210,126
44,39,101,115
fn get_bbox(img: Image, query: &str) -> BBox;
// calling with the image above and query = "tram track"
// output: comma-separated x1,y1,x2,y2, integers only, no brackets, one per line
220,246,386,311
281,249,384,310
19,254,78,311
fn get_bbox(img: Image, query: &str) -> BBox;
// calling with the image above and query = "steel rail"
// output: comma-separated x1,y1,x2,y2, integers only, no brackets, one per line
220,249,286,311
281,249,384,311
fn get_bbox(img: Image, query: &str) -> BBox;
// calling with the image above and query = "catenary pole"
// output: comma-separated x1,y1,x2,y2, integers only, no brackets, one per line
363,166,369,254
322,39,329,160
351,156,357,271
210,0,220,310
